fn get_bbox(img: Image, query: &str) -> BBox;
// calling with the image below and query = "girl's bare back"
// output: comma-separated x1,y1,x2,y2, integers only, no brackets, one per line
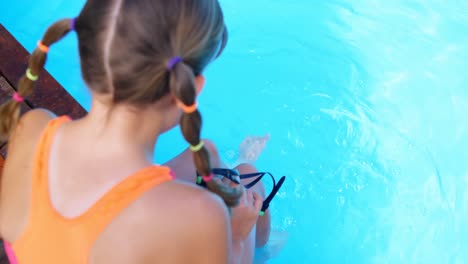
0,110,231,263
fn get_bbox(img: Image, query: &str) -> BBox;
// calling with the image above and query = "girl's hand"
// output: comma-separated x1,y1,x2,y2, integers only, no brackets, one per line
229,185,263,242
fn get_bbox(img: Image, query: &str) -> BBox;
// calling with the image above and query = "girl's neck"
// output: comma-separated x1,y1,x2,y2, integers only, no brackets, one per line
70,97,168,162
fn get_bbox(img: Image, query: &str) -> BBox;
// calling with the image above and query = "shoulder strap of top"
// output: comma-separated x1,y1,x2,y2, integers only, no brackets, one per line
28,116,71,222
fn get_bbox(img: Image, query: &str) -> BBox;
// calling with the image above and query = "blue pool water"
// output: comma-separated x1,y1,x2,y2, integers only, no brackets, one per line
3,1,468,263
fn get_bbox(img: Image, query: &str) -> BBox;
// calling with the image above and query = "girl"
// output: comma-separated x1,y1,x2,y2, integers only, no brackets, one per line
0,0,261,263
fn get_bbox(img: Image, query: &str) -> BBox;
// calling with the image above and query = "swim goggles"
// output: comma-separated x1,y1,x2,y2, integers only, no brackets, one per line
197,168,286,216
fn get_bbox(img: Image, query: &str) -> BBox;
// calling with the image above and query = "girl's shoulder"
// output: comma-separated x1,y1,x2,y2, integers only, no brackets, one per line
132,180,232,263
3,108,56,172
8,108,57,151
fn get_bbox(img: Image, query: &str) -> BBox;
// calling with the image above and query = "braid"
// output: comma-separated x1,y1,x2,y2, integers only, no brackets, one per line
169,61,242,207
0,18,73,141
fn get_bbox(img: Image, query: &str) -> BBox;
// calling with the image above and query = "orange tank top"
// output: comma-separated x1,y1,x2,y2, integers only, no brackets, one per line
8,116,175,263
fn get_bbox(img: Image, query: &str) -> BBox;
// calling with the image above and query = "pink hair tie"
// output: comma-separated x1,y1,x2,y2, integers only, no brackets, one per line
202,173,214,182
12,92,24,103
169,170,176,180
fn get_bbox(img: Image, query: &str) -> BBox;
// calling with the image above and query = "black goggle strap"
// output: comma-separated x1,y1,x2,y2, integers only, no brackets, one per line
240,172,286,215
260,175,285,214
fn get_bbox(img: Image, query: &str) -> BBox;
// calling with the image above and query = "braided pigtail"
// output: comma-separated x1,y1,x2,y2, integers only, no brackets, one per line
168,58,242,207
0,18,74,141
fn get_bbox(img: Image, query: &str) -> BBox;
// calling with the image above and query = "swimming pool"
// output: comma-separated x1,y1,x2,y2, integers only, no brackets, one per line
2,0,468,263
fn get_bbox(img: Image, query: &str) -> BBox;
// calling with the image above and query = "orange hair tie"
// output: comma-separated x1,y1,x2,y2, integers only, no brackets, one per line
176,100,198,114
37,41,49,53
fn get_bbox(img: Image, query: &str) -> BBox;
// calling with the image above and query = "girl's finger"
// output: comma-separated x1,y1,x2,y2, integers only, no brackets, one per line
252,191,263,212
245,189,254,203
